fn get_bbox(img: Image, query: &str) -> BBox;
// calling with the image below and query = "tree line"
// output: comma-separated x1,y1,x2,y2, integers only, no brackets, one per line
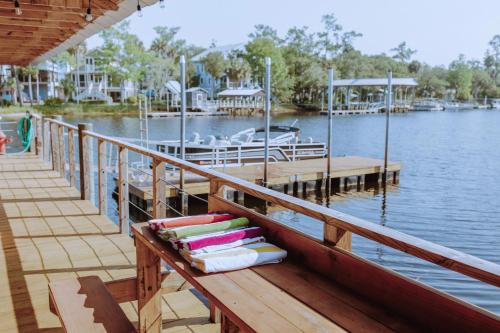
2,13,499,106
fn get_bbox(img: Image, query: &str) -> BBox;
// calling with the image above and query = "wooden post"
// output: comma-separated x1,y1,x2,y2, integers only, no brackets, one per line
118,146,129,234
97,139,107,216
35,116,42,155
136,240,162,333
51,123,59,172
43,119,50,163
152,159,166,219
78,123,92,200
68,128,76,187
221,314,239,333
57,122,66,178
324,223,352,251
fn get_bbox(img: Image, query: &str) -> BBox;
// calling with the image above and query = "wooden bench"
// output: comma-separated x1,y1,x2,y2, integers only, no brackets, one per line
130,194,500,333
49,276,137,333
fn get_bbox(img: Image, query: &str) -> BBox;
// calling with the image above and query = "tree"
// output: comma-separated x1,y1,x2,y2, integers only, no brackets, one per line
391,42,417,63
448,55,473,100
201,51,227,98
60,79,75,102
226,51,252,88
20,65,38,106
317,13,343,60
484,35,500,82
249,25,283,45
245,37,293,102
416,65,448,98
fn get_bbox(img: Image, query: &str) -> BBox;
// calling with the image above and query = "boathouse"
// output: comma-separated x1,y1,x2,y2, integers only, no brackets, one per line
0,2,499,333
186,87,209,110
218,88,265,114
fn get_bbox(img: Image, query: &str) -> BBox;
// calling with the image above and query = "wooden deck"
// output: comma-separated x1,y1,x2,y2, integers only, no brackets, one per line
129,156,401,200
0,154,218,333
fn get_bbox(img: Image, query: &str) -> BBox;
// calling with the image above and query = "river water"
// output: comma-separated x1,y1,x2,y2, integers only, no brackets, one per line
60,109,500,314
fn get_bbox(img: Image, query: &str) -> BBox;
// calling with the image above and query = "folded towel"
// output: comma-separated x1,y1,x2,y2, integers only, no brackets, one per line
180,226,264,251
182,236,266,256
184,242,287,273
148,213,235,231
164,217,250,239
158,227,248,249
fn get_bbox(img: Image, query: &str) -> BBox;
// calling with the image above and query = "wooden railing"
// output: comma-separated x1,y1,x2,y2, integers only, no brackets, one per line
40,116,500,289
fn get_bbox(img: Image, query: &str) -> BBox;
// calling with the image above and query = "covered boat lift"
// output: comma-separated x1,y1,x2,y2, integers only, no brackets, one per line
332,77,418,111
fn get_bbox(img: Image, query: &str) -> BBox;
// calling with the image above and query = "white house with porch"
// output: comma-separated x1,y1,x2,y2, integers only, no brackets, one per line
69,54,135,104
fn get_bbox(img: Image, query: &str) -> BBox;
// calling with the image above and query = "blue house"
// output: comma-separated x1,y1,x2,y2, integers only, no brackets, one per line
192,43,254,98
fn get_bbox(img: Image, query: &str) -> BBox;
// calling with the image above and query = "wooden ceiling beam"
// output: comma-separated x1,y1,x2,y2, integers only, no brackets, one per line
0,8,87,23
0,17,81,29
0,1,108,13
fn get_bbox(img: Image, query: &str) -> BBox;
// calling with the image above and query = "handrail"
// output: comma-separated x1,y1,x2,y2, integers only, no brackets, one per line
77,127,500,287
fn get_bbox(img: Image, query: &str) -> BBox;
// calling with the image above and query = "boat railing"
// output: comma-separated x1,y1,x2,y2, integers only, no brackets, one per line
40,116,500,292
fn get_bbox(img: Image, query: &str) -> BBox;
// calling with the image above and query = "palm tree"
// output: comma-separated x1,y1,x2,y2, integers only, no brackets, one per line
20,65,39,106
60,79,75,103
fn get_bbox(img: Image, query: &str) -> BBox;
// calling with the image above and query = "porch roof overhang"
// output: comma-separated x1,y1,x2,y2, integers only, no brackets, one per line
0,0,157,66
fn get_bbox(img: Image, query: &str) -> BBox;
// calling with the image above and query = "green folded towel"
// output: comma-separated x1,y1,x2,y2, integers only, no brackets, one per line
164,217,250,239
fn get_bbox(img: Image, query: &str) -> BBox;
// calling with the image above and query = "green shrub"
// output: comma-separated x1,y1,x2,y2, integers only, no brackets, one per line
0,100,12,107
81,100,106,105
44,97,63,107
126,95,137,105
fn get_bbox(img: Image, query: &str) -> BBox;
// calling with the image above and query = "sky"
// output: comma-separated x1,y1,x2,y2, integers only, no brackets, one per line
87,0,500,66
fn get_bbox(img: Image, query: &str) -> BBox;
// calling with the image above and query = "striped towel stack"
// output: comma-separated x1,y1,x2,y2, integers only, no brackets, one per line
149,214,287,273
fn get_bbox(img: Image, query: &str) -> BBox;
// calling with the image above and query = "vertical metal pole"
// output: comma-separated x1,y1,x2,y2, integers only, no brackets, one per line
383,69,392,184
263,57,271,186
326,69,334,178
180,55,187,215
76,47,80,105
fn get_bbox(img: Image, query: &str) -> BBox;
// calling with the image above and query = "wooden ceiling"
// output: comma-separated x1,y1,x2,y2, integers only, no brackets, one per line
0,0,120,66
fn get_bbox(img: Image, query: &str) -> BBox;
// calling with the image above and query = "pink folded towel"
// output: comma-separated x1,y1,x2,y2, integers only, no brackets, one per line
149,213,235,231
180,226,264,251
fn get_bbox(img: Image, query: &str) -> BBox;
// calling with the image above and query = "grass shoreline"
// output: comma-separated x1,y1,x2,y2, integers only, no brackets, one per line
0,102,310,117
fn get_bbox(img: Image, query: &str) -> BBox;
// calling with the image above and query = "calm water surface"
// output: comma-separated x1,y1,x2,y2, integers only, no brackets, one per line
62,110,500,313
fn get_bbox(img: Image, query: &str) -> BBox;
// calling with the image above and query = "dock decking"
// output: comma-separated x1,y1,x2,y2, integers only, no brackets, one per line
128,156,400,202
0,154,218,333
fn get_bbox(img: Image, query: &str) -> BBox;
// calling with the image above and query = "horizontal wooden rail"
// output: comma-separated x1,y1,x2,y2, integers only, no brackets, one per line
45,118,78,131
79,128,500,287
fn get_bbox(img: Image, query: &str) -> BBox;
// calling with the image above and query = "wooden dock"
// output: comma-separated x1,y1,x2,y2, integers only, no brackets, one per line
128,156,400,210
0,154,218,333
148,111,229,118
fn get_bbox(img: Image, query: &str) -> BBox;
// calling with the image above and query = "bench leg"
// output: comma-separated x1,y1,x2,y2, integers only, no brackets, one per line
137,240,162,333
210,303,221,323
221,314,239,333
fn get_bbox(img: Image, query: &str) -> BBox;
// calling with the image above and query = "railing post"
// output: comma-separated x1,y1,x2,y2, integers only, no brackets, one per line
78,123,92,200
118,146,129,234
35,115,42,156
324,223,352,251
57,121,66,179
97,139,107,216
67,128,76,187
50,121,59,172
152,158,166,219
43,118,50,163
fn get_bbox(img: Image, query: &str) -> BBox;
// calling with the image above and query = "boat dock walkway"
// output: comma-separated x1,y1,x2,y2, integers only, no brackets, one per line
0,154,218,333
128,156,400,210
148,111,229,118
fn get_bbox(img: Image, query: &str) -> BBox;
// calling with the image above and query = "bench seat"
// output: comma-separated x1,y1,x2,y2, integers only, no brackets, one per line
133,223,423,333
49,276,137,333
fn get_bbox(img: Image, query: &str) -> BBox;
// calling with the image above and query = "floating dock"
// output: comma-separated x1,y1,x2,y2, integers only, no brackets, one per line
128,156,401,213
148,111,229,118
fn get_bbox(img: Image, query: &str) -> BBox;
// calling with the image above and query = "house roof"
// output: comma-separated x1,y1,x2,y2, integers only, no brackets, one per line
165,81,181,94
332,78,417,87
191,43,246,62
186,87,208,93
218,88,264,97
